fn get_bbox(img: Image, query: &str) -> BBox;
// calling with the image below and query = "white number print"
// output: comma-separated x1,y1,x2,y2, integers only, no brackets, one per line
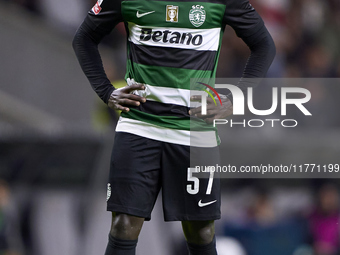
206,170,214,195
187,168,199,194
186,168,214,195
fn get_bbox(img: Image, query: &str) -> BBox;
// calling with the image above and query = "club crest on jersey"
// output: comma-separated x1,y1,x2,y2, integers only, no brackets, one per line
189,5,206,27
92,0,103,15
166,5,179,22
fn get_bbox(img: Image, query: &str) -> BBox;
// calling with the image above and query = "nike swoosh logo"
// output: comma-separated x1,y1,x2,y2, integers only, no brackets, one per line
198,200,217,207
136,10,155,18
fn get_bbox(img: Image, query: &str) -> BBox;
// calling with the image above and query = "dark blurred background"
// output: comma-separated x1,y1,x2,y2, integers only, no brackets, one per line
0,0,340,254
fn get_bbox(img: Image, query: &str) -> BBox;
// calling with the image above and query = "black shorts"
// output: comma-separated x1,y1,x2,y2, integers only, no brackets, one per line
107,132,221,221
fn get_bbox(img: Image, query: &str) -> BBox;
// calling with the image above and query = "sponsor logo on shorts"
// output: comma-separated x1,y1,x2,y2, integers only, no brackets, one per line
106,183,111,201
198,199,217,207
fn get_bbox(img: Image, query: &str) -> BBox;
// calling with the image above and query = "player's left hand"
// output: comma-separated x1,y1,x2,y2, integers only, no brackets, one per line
189,95,233,124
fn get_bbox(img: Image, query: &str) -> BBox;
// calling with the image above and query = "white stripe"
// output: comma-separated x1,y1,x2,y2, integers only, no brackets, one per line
127,78,203,107
128,23,221,51
116,117,218,147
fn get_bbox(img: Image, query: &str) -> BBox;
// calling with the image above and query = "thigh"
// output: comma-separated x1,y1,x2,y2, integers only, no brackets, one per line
161,144,221,221
107,132,162,220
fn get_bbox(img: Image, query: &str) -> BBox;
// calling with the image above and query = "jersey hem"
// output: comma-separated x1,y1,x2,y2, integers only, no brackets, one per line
116,117,219,147
164,214,221,222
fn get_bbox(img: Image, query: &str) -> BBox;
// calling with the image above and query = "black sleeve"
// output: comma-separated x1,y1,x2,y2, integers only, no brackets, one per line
72,0,123,104
223,0,276,102
223,0,264,38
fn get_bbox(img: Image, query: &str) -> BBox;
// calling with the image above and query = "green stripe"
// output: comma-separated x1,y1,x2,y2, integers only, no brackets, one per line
121,108,217,132
122,1,225,29
215,132,221,145
126,60,213,89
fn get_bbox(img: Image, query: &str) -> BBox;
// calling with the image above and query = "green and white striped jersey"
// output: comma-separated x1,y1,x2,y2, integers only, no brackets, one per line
85,0,264,146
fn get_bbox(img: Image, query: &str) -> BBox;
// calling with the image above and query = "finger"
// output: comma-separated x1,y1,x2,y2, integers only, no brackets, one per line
193,106,217,116
195,112,215,119
119,98,143,106
190,95,202,101
206,108,219,116
206,97,215,104
124,83,146,93
124,93,146,103
189,106,201,115
190,110,215,118
204,117,215,124
116,104,130,112
206,104,220,111
190,95,216,103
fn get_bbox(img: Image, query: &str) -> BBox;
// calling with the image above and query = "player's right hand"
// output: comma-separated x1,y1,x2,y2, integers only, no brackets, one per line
108,83,146,112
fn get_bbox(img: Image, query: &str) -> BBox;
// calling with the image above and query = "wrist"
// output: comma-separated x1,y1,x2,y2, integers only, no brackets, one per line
104,86,116,104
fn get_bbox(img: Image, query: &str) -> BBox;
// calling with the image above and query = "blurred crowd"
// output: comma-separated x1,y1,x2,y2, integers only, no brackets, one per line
219,183,340,255
0,180,22,255
218,0,340,78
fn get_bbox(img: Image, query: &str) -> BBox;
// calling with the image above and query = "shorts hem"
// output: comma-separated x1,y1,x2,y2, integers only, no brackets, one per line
164,214,221,222
107,204,152,221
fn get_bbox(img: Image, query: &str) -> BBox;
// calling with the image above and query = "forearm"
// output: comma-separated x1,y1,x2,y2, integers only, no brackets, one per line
242,25,276,79
227,25,276,103
72,22,114,104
